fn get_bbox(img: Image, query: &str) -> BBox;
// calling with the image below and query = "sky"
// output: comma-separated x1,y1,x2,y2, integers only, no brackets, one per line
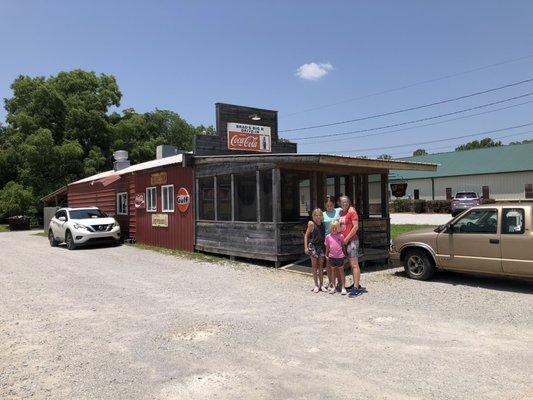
1,0,532,158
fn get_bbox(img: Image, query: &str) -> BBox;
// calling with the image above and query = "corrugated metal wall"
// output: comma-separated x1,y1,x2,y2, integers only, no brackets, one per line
133,166,194,251
67,175,133,237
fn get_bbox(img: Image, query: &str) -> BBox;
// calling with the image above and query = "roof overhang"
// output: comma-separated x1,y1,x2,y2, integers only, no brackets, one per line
193,153,437,172
40,186,68,203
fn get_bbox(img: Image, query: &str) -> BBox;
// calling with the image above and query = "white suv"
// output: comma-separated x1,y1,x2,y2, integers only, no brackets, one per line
48,207,121,250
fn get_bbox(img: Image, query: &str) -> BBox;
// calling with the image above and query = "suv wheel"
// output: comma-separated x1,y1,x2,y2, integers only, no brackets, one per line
65,231,77,250
404,249,435,280
48,230,59,247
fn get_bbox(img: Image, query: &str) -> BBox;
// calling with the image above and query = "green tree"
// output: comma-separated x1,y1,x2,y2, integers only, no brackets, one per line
509,139,533,145
455,137,502,151
413,148,427,156
0,181,35,217
377,154,392,160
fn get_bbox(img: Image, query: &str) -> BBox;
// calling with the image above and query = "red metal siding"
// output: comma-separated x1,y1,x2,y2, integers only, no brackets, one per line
134,166,194,251
67,175,132,238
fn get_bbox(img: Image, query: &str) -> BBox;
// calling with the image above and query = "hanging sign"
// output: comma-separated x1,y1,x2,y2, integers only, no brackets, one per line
176,187,190,213
151,213,168,227
151,171,167,185
227,122,271,153
134,193,145,209
390,182,408,198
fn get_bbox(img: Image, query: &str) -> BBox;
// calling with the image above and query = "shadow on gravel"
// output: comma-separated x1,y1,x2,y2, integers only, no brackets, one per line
393,269,533,294
55,243,121,251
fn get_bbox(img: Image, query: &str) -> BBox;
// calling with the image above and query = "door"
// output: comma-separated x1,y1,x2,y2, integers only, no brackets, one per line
501,207,533,276
436,208,502,273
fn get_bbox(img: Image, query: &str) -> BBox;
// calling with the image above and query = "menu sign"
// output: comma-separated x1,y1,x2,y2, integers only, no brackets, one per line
151,213,168,227
151,172,167,186
227,122,271,153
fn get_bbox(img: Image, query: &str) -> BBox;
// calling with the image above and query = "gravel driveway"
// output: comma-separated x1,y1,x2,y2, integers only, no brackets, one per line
1,231,532,400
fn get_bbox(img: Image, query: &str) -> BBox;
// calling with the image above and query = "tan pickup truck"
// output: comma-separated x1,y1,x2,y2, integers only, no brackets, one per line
390,204,533,280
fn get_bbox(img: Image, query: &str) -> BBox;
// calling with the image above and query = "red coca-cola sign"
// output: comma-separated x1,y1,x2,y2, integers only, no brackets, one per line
227,122,271,153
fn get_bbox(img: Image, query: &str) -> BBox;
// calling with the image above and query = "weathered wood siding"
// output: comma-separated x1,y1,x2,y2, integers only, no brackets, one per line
360,218,389,249
279,222,307,256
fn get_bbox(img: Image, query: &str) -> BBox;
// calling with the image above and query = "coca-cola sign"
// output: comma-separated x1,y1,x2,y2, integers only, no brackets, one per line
227,122,271,153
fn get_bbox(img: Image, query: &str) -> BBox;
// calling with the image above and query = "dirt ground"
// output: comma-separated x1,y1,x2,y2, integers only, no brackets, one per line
1,231,532,400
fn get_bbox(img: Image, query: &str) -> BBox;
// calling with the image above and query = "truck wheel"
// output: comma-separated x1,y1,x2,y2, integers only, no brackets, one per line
65,231,76,250
48,230,59,247
404,249,435,280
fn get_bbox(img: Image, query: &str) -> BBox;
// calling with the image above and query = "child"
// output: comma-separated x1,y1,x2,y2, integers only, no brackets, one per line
324,220,347,295
304,208,327,293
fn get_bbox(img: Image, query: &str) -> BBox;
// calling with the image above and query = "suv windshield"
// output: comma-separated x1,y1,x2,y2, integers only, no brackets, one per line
455,192,477,199
69,209,107,219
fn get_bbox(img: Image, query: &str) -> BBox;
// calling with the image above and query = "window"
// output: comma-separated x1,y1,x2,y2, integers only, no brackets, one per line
453,208,497,234
446,188,452,200
198,177,215,220
117,192,128,215
526,184,533,199
69,209,106,219
146,187,157,212
502,208,525,234
281,170,311,221
413,189,420,200
234,172,256,221
217,175,231,221
161,185,174,212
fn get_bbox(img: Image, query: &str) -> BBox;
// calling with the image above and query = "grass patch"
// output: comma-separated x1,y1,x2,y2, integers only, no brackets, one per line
127,242,229,264
32,231,48,237
391,224,435,240
0,224,9,233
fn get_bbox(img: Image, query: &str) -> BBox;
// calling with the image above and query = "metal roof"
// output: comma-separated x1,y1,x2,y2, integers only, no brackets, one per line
69,154,185,185
390,143,533,180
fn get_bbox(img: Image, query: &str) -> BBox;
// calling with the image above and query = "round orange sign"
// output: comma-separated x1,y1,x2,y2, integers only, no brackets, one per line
176,187,190,213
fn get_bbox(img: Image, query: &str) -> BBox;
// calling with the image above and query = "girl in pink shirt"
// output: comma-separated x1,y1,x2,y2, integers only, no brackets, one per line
324,220,347,295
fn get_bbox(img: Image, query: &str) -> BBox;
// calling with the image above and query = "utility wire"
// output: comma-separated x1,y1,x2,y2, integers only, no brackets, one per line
299,98,533,146
282,53,533,117
280,78,533,133
331,122,533,154
293,92,533,142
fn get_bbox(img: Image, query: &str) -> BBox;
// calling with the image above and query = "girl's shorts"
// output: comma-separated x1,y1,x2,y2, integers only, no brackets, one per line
308,243,325,258
329,257,345,268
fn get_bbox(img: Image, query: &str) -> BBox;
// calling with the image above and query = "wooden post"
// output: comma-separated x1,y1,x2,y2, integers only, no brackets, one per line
213,175,218,221
345,175,354,201
319,173,327,206
381,173,389,218
230,174,235,221
272,168,281,261
362,175,370,218
334,176,341,201
354,175,362,211
195,178,199,220
256,170,261,223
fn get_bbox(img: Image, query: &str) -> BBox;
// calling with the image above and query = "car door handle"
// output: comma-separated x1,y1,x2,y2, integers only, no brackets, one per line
489,239,500,244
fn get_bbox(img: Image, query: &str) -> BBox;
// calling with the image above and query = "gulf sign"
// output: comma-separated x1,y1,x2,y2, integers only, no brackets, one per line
227,122,271,153
176,187,190,213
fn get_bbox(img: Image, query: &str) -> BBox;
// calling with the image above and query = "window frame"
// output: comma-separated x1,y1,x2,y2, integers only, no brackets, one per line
502,208,525,235
146,186,157,213
117,192,128,215
161,184,175,213
452,208,498,235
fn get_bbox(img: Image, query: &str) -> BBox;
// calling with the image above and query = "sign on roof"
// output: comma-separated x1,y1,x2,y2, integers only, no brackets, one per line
227,122,271,153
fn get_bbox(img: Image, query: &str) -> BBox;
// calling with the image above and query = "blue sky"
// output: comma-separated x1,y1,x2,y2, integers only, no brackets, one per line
1,0,532,158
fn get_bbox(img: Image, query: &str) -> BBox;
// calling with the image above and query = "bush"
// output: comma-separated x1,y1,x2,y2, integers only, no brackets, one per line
0,181,36,218
413,199,426,213
8,216,31,231
390,199,412,213
426,200,451,214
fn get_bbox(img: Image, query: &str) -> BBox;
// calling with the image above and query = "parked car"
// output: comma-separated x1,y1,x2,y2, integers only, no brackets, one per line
390,204,533,280
451,191,481,216
48,207,121,250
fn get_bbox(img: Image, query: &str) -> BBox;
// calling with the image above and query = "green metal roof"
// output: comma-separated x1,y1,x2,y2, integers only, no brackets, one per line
390,142,533,180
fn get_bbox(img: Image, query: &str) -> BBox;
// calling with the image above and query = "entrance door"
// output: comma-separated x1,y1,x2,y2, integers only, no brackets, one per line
436,208,502,273
501,207,533,276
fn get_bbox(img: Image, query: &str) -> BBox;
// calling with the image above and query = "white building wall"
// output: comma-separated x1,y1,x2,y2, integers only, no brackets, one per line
391,171,533,201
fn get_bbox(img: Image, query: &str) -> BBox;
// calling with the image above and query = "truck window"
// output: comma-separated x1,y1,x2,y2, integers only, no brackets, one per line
502,208,525,234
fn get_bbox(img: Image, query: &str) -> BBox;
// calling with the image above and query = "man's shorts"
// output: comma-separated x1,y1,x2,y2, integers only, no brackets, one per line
346,240,359,259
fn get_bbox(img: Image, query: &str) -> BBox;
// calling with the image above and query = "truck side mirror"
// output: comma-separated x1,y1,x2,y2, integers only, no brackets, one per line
448,223,455,233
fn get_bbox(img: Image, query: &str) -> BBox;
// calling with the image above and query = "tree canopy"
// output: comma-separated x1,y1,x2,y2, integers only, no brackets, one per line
0,69,213,219
412,148,427,156
455,137,502,151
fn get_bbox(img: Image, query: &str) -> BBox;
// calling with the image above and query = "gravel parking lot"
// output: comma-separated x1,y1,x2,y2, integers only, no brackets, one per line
1,231,532,400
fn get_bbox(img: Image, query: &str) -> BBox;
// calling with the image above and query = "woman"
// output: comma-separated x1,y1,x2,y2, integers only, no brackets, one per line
338,196,364,297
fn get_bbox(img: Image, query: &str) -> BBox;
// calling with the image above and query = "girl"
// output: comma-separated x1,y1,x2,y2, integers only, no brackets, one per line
324,220,347,295
322,196,341,290
304,208,327,293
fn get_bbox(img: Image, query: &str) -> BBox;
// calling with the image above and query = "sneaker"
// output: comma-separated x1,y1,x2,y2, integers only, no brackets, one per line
329,287,336,294
348,288,361,298
341,288,348,295
313,286,319,293
345,283,354,290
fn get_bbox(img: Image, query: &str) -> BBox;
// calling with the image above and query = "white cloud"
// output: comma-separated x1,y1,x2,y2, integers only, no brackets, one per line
295,62,333,81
